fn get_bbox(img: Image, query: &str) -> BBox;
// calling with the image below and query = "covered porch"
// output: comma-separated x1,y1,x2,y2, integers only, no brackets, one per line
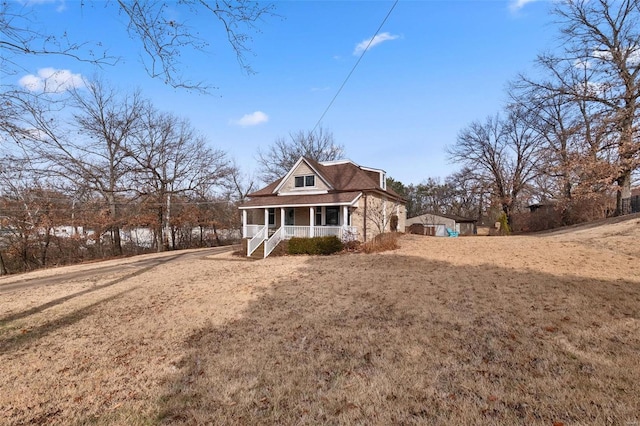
240,205,358,257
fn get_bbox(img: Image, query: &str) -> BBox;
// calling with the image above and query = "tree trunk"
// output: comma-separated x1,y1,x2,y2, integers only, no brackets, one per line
502,203,513,230
40,228,51,266
112,226,122,255
107,193,123,255
212,223,221,246
0,251,8,275
165,193,173,250
156,206,165,252
616,171,632,216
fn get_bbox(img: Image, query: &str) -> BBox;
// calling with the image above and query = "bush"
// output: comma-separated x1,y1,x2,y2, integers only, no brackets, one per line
287,236,343,255
361,232,400,254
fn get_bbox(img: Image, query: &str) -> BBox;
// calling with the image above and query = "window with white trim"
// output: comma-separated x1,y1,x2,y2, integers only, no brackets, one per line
294,175,315,188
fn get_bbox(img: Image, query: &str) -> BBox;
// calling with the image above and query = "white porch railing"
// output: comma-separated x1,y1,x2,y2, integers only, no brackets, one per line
283,225,357,241
264,227,283,258
283,226,311,238
245,224,263,239
247,225,267,257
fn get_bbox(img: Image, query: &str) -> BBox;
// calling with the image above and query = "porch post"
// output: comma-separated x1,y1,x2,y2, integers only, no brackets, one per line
242,210,247,238
342,205,348,226
264,208,269,238
309,207,315,238
280,207,285,230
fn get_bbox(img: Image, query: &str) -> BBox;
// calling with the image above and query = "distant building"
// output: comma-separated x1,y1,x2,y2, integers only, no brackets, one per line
405,213,477,236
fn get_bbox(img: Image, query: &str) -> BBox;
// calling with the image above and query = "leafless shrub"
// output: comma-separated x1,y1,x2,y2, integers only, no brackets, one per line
361,232,399,253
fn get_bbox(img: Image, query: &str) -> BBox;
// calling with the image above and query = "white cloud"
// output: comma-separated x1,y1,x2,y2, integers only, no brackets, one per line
231,111,269,127
509,0,539,13
18,68,86,93
21,0,67,12
353,32,399,55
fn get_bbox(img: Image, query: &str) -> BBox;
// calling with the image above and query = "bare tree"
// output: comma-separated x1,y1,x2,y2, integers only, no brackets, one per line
0,161,72,272
0,0,274,91
129,106,231,250
524,0,640,215
256,127,344,183
447,108,542,227
227,162,257,203
10,80,143,255
510,75,618,223
445,168,492,221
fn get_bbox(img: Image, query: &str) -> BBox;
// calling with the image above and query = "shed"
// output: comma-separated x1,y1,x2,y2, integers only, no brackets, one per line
405,213,477,236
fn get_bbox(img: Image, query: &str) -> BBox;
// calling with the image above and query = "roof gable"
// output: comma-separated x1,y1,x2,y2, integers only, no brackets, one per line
247,156,405,203
270,157,333,194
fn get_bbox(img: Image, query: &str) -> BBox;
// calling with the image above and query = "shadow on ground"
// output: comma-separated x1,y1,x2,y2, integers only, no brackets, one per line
0,287,138,355
154,252,640,425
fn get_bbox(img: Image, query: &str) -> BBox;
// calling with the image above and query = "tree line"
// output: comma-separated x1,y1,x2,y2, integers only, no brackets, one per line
393,0,639,231
0,79,254,274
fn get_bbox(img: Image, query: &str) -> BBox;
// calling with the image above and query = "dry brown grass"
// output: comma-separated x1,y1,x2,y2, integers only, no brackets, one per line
1,218,639,425
361,232,400,253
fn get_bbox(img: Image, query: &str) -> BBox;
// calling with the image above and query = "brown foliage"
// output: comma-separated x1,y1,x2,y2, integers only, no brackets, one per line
361,232,400,253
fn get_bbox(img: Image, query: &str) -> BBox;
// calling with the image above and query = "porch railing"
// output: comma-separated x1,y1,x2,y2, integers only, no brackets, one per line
283,225,358,241
264,227,283,258
244,224,263,239
283,226,311,239
247,225,267,257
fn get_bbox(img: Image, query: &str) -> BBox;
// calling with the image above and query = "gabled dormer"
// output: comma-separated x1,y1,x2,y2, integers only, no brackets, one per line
273,157,333,195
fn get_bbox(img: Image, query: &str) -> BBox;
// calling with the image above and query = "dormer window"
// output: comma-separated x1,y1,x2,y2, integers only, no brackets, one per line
295,175,315,188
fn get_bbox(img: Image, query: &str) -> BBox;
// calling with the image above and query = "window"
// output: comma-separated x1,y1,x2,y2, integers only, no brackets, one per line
285,208,295,226
294,175,315,188
326,206,339,226
315,207,323,226
268,208,275,226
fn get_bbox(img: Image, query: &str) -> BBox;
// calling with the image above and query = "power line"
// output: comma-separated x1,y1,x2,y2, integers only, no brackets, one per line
311,0,399,134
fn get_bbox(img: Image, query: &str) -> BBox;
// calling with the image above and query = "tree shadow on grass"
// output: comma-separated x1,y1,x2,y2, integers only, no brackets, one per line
154,253,640,425
0,287,138,355
0,258,177,325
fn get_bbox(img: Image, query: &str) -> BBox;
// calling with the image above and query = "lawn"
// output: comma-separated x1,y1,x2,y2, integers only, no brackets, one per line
1,217,639,425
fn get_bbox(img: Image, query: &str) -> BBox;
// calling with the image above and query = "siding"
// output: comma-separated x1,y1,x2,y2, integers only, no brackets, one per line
352,193,406,241
279,162,330,193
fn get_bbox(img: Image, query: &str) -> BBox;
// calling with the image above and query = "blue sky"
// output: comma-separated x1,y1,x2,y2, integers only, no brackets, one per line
6,0,559,185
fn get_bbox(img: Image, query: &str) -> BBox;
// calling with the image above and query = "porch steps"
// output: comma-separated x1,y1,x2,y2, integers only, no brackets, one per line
250,241,265,259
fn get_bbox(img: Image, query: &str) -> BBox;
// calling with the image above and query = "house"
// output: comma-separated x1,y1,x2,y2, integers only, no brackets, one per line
405,212,477,236
239,157,406,257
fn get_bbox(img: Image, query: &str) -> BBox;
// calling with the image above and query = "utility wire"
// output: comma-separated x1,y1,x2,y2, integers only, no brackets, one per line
311,0,399,134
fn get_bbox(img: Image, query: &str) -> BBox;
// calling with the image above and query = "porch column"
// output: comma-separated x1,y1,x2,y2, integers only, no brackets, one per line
242,210,247,238
342,205,348,226
309,207,315,237
264,208,269,238
280,207,285,230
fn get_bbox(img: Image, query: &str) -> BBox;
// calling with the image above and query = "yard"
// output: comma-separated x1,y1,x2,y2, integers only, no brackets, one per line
1,217,639,425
